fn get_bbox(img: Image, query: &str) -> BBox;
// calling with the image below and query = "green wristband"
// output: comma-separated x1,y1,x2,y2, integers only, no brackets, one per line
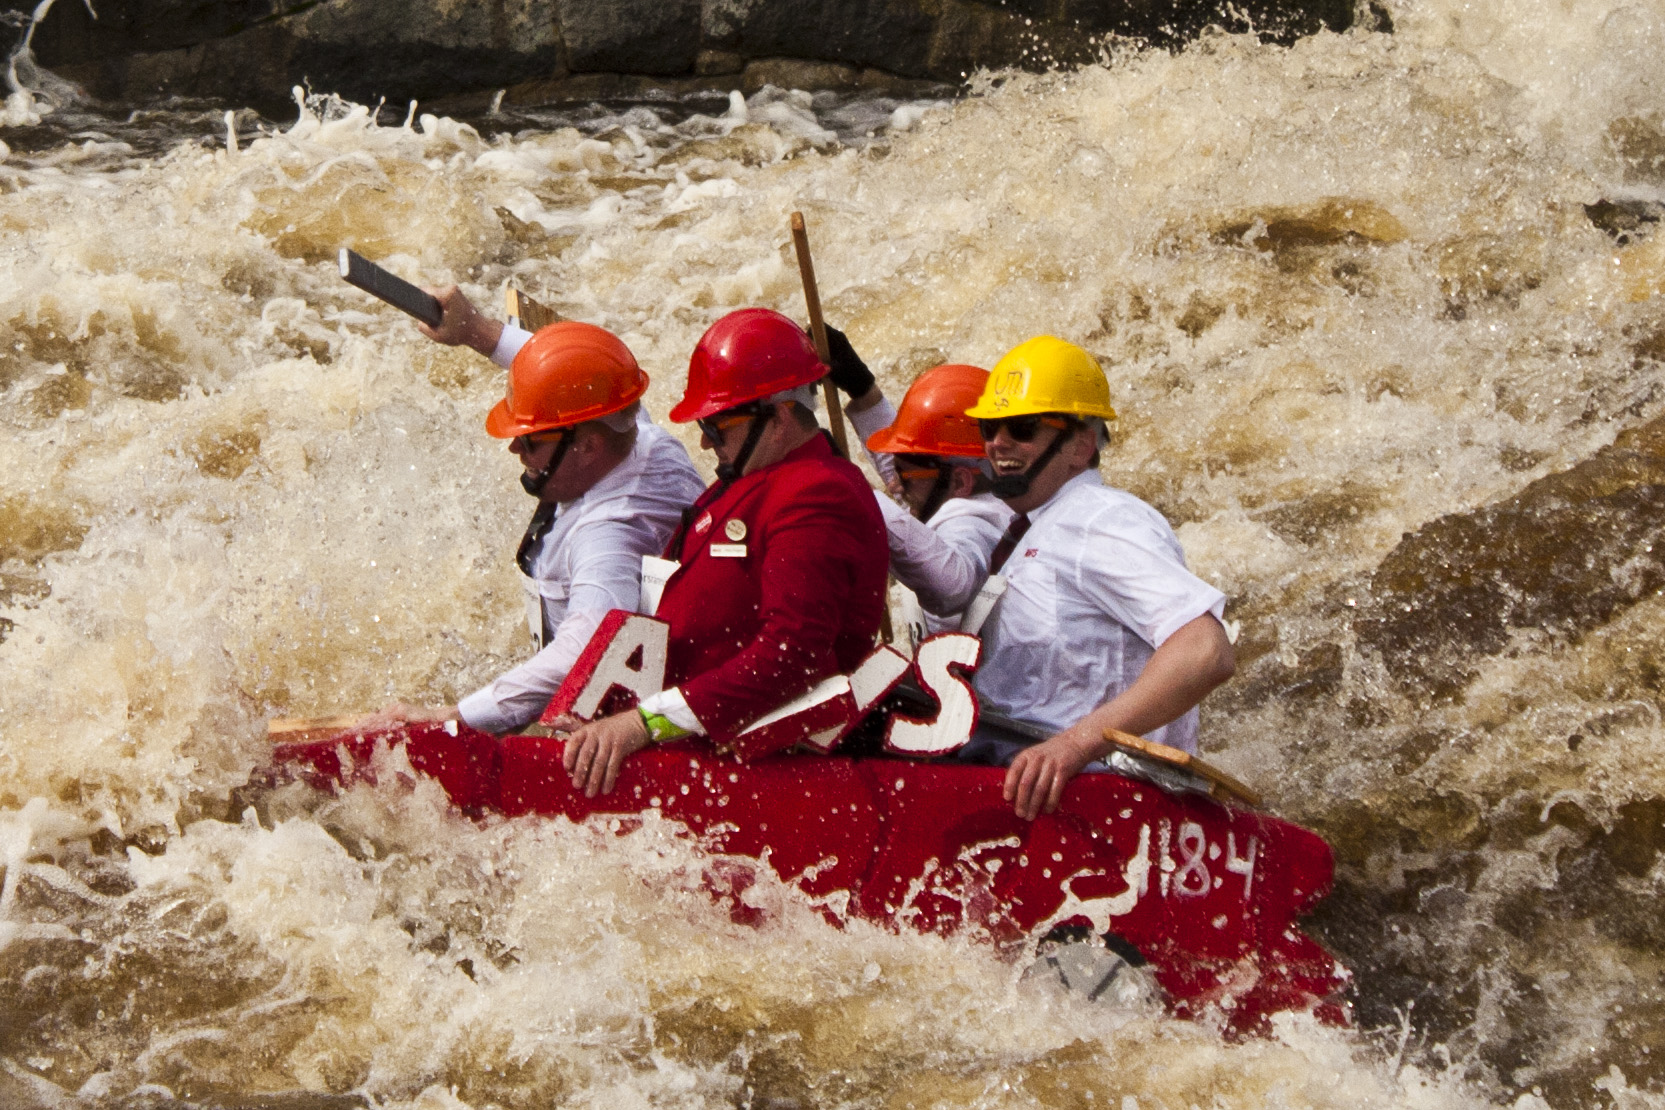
638,707,690,743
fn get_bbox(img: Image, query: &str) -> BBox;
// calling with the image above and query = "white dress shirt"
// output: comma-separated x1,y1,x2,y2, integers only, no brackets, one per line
846,396,899,487
851,393,1009,631
456,326,705,733
877,491,1012,625
490,322,535,368
973,470,1226,753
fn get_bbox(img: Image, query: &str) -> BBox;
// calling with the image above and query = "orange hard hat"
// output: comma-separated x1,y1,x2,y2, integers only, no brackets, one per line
485,322,649,438
865,364,989,457
669,308,827,424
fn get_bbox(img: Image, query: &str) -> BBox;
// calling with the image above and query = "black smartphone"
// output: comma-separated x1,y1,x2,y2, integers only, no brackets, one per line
338,248,443,327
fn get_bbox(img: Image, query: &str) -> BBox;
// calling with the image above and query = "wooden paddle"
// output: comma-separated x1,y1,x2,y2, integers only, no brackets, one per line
789,212,895,644
266,715,358,741
265,715,564,742
1103,728,1263,808
789,212,852,459
505,287,560,331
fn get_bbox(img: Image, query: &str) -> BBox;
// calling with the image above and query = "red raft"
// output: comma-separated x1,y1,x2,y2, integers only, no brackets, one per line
270,722,1347,1031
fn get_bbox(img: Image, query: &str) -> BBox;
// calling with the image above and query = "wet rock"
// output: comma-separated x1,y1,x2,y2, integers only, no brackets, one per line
9,0,315,60
8,0,1368,111
1355,415,1665,699
742,58,863,94
560,0,699,75
1057,0,1358,44
696,48,745,75
928,0,1096,80
703,0,937,78
20,0,564,115
1586,198,1664,245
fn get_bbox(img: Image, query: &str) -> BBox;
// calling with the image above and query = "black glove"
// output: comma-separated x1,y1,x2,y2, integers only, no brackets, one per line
821,324,875,398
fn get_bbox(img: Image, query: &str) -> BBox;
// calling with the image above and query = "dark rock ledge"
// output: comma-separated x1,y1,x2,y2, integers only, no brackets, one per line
5,0,1378,117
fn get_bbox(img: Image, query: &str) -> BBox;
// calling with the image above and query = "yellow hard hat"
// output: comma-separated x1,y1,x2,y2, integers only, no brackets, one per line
964,336,1118,422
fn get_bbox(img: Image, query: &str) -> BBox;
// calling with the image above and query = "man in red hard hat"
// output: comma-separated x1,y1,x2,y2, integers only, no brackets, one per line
561,307,889,796
359,290,703,734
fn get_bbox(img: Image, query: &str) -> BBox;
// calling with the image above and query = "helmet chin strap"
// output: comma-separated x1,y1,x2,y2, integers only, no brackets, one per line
989,424,1071,500
715,407,773,484
519,432,574,499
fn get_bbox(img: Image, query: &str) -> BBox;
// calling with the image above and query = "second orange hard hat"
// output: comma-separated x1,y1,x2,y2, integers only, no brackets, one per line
865,363,989,458
485,322,649,438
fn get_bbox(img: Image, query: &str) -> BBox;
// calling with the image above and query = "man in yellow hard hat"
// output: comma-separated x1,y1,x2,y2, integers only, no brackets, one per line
958,337,1236,820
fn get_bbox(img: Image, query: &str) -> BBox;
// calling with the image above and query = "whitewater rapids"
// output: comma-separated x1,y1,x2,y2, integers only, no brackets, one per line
4,1,1665,1106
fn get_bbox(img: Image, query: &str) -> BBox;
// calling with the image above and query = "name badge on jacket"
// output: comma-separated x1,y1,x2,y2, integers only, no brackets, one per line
710,543,747,558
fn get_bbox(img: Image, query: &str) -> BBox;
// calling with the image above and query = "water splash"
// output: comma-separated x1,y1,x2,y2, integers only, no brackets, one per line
2,1,1665,1104
1,0,95,127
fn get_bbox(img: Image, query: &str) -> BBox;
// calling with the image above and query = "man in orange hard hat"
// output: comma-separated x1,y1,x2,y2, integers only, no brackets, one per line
860,362,1014,639
768,331,1014,636
360,289,703,734
560,307,890,796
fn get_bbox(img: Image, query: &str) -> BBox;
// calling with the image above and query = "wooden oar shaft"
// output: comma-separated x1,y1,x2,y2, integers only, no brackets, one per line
789,211,890,644
267,715,358,738
789,212,851,459
1104,728,1262,808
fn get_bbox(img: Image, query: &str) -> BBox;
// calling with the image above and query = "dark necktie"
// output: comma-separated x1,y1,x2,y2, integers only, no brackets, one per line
988,512,1031,575
516,501,558,577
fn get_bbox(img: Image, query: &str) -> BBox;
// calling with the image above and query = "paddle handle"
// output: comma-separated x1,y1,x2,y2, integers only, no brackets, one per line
1104,728,1263,808
505,286,560,331
789,212,851,459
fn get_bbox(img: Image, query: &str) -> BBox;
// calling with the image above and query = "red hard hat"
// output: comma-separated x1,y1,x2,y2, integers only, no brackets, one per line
865,364,989,457
669,308,827,424
485,322,648,438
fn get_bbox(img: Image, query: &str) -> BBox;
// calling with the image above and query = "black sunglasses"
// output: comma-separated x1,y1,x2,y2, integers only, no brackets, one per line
512,429,567,455
976,414,1069,443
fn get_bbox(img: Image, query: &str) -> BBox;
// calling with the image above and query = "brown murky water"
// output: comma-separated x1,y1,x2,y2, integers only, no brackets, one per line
4,1,1665,1106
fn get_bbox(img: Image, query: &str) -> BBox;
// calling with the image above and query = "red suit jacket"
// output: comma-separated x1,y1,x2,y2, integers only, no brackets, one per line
656,434,888,757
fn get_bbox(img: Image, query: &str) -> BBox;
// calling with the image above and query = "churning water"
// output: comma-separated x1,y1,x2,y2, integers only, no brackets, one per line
4,0,1665,1106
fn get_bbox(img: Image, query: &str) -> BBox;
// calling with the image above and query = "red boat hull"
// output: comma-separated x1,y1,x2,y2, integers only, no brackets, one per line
270,723,1347,1031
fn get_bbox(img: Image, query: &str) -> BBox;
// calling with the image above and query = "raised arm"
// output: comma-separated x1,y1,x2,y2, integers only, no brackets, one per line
877,495,1001,615
417,285,506,357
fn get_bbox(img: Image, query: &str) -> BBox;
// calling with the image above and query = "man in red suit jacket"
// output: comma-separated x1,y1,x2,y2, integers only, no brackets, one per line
562,308,889,795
